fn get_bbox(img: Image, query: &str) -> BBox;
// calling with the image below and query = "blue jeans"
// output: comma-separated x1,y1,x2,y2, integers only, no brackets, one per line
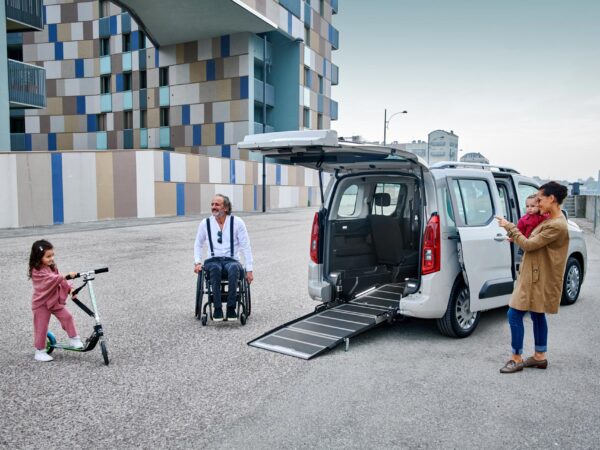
203,257,241,309
507,307,548,354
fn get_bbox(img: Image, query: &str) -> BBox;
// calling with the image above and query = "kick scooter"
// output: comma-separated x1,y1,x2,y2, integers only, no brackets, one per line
46,267,110,365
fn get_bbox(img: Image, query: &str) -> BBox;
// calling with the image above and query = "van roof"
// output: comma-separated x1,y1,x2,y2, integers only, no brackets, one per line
429,161,520,174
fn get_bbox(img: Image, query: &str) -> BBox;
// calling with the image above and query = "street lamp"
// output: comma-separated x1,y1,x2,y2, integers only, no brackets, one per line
383,109,407,146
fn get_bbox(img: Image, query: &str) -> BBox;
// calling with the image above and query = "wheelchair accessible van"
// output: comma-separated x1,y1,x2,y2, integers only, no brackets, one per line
194,217,251,326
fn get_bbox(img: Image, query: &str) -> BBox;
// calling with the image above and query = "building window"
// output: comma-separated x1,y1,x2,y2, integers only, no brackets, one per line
99,0,110,18
139,31,146,49
140,110,147,129
318,75,323,94
123,111,133,129
123,72,132,91
304,26,311,47
97,114,106,132
100,75,111,94
319,0,325,15
10,116,25,133
122,33,131,52
317,113,323,130
139,70,147,89
100,37,110,56
160,108,169,126
159,67,169,87
304,66,311,88
303,107,310,128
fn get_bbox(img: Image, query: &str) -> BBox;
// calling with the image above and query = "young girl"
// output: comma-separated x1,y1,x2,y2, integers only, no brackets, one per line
29,240,83,362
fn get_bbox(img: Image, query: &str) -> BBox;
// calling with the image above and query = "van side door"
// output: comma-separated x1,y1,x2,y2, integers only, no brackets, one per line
446,172,513,312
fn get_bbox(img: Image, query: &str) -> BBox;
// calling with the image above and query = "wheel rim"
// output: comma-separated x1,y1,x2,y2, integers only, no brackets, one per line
455,288,477,330
566,264,581,300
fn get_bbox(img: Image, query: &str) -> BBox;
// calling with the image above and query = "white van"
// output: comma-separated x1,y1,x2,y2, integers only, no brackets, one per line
240,131,587,357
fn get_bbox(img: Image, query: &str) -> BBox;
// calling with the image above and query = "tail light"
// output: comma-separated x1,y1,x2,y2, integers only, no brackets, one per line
422,213,441,275
310,212,320,264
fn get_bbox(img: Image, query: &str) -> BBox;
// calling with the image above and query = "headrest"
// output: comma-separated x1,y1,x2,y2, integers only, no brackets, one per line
373,193,391,207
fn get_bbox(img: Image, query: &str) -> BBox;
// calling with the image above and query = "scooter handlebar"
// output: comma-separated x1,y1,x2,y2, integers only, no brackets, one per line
66,267,109,280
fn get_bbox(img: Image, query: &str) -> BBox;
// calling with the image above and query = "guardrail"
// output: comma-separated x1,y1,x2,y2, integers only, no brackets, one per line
5,0,44,31
8,59,46,109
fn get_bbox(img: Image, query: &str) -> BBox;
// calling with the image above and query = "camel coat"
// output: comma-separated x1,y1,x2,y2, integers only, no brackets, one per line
505,216,569,314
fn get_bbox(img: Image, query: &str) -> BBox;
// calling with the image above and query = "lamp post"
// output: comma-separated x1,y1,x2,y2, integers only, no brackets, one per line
383,109,407,146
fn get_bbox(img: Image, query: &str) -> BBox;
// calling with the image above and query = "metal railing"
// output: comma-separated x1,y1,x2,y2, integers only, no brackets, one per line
5,0,44,31
8,59,46,109
254,78,275,107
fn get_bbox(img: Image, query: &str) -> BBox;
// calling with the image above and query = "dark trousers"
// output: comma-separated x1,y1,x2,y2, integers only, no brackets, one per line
507,307,548,354
204,257,241,309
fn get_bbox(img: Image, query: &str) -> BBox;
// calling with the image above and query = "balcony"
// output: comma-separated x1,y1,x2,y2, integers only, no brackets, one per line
251,34,273,63
8,59,46,109
254,78,275,107
5,0,43,31
253,122,275,134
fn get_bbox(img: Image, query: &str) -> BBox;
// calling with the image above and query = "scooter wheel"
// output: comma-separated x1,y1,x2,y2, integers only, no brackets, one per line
201,315,208,326
240,313,247,326
46,332,56,355
100,340,109,366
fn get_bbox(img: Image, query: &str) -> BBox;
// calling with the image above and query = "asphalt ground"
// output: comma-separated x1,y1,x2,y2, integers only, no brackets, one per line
0,210,598,449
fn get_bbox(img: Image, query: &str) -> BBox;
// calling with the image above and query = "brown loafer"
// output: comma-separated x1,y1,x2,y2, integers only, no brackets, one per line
499,360,524,374
523,357,548,369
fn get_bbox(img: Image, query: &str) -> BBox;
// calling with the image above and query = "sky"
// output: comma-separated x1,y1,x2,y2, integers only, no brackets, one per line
331,0,600,181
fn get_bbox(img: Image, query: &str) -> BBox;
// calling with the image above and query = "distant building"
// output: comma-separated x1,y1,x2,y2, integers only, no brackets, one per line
400,130,458,164
404,140,427,159
460,152,489,164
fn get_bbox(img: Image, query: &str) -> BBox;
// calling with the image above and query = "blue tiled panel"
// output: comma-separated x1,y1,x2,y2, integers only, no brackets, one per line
100,93,112,112
193,125,201,146
253,185,257,211
229,159,235,183
240,76,248,99
25,134,32,151
96,132,107,150
304,3,311,26
140,129,148,148
221,35,230,58
139,89,147,109
121,13,131,34
48,24,57,42
276,165,281,185
182,105,190,125
116,73,123,92
54,42,63,60
100,55,111,74
48,133,56,151
317,94,324,113
139,48,146,69
155,50,159,68
109,16,117,35
76,95,86,114
123,91,132,109
132,31,139,51
159,127,170,148
163,152,171,181
122,52,132,71
159,86,170,106
51,153,64,224
87,114,97,132
123,129,133,149
176,183,185,216
223,145,231,158
206,60,216,81
99,17,110,37
216,123,224,145
75,59,84,78
43,5,46,25
280,0,301,18
287,11,292,34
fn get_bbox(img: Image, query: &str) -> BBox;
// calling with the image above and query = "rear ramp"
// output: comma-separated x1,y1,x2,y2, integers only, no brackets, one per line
248,283,404,359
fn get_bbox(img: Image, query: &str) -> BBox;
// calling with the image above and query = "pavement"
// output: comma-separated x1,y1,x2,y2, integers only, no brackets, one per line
0,210,598,449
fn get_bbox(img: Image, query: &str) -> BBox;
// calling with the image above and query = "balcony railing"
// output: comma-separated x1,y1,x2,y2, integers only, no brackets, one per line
254,78,275,107
5,0,44,31
253,122,275,134
8,59,46,109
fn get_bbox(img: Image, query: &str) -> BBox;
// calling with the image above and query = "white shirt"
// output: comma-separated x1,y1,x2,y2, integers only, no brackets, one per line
194,215,253,271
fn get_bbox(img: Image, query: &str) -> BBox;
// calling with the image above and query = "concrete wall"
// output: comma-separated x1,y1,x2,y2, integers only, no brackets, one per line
0,149,322,228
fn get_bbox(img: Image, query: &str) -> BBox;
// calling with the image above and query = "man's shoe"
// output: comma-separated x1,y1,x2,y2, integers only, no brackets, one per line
226,307,237,321
499,360,524,374
213,307,224,321
523,356,548,369
34,350,53,362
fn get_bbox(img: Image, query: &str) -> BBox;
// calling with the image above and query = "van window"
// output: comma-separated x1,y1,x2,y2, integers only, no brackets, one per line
497,184,509,220
451,179,494,226
518,183,538,216
371,183,405,216
442,187,455,225
338,184,358,217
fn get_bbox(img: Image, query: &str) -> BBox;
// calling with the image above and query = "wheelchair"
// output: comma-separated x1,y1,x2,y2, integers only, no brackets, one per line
195,262,251,326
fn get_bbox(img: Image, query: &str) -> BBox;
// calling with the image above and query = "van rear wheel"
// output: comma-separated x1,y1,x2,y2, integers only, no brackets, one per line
561,257,582,306
437,280,480,338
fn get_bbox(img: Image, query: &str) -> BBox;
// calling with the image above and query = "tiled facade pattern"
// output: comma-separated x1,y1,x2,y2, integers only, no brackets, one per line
0,150,323,228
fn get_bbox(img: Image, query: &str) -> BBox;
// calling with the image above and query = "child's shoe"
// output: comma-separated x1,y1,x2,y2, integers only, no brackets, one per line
68,336,84,349
34,349,54,362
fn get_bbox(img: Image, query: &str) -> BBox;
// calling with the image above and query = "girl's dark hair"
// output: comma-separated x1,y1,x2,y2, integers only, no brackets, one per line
28,239,53,279
539,181,568,205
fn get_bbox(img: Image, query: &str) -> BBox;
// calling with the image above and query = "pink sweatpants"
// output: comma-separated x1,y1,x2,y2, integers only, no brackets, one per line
33,305,78,350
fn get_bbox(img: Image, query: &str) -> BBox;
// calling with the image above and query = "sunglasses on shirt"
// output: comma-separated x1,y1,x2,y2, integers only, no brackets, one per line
217,230,222,244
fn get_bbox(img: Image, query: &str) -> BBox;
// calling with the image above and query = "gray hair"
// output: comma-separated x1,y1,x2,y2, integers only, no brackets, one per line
215,194,232,215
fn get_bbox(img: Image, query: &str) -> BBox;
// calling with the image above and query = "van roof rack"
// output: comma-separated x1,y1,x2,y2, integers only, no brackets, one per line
429,161,520,174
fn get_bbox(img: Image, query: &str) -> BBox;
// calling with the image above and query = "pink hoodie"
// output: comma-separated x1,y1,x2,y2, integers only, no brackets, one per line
31,265,72,311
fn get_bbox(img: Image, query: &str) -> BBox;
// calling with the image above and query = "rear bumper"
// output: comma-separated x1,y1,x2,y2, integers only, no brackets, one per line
308,261,332,302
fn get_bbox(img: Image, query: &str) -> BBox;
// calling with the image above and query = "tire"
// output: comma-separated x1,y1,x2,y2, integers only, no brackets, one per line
437,279,481,338
561,257,582,306
195,271,204,319
46,331,56,355
100,340,109,366
201,315,208,326
245,279,251,316
240,313,247,326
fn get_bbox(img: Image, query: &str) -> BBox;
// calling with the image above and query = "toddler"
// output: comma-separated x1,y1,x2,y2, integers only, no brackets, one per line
29,240,83,362
517,194,549,238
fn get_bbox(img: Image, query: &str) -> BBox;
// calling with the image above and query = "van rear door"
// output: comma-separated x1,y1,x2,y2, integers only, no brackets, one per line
446,171,514,312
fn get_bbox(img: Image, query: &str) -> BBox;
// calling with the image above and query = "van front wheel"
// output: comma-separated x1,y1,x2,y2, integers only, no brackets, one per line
437,280,480,338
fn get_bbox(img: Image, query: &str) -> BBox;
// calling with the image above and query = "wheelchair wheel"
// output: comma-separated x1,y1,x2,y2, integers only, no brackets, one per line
46,331,56,355
201,314,208,326
245,279,252,317
240,313,247,326
195,271,204,319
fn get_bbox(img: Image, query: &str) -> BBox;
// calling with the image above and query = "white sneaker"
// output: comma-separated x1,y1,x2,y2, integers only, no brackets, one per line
68,336,84,349
34,349,54,362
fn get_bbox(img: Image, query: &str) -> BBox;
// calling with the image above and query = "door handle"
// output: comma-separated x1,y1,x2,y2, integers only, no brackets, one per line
494,234,506,242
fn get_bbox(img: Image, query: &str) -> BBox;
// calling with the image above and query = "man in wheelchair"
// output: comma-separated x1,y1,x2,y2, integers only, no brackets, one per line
194,194,254,321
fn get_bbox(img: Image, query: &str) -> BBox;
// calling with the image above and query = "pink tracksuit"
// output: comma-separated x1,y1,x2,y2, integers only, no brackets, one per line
31,265,78,350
